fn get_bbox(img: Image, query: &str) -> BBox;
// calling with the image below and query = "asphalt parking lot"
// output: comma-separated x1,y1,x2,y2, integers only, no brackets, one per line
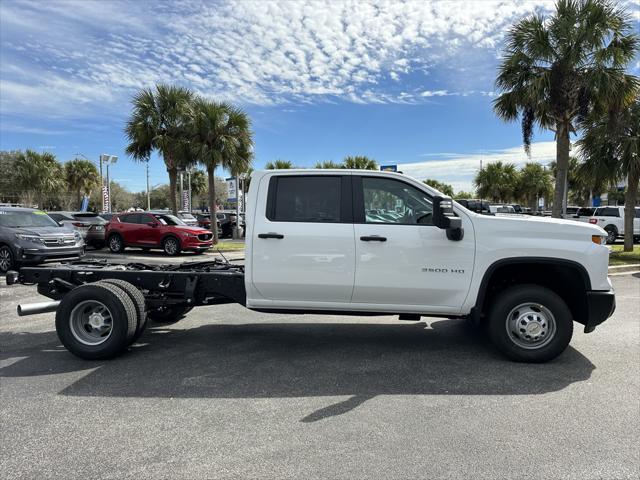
1,266,638,479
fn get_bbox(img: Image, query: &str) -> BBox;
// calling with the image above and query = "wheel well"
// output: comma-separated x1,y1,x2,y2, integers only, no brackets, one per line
162,234,180,246
604,224,618,232
476,260,589,323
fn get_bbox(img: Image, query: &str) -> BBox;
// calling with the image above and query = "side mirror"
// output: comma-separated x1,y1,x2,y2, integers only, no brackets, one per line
147,222,157,227
432,196,464,241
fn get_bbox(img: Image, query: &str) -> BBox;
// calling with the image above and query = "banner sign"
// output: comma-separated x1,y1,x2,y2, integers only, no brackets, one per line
226,177,237,202
182,190,190,211
101,185,109,213
380,165,397,172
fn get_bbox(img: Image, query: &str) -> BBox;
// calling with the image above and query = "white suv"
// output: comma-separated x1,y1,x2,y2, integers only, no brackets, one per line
586,206,640,244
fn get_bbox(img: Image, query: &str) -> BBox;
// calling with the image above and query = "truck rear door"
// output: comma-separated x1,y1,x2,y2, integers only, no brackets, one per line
250,173,355,303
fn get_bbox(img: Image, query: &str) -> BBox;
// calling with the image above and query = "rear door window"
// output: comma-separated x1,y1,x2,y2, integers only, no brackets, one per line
598,207,620,217
267,176,342,223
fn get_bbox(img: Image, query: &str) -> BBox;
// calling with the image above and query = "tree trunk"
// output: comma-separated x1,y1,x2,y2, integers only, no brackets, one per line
552,121,570,218
167,167,178,215
623,169,639,252
207,165,219,245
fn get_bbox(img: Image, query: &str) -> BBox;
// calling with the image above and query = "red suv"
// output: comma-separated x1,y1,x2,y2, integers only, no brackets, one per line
106,212,213,255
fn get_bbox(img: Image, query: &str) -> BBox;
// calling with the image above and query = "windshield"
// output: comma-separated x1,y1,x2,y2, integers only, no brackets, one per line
154,214,186,226
0,210,61,228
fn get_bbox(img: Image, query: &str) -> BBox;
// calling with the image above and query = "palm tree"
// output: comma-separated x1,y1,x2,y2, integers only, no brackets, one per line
516,162,553,210
474,161,518,203
64,158,100,208
125,84,194,215
188,169,207,197
578,98,639,251
315,160,342,169
265,159,293,169
190,98,252,243
342,155,378,170
423,179,454,196
493,0,639,217
14,150,64,208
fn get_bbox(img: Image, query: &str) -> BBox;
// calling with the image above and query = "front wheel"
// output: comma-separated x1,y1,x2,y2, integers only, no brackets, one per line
486,284,573,363
0,245,15,273
162,236,181,256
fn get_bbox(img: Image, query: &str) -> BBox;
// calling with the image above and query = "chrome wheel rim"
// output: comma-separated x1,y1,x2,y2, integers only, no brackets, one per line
505,303,556,349
0,249,11,271
109,236,121,251
165,238,177,255
69,300,113,346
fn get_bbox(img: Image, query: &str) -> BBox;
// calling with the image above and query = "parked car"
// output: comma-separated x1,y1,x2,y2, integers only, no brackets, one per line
98,213,115,222
456,199,492,215
177,211,198,226
561,206,581,219
0,207,84,273
585,206,640,244
489,204,516,215
48,211,107,248
196,213,223,236
105,212,214,255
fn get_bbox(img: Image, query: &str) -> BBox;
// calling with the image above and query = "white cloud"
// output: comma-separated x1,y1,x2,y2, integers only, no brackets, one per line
399,141,558,192
0,0,564,119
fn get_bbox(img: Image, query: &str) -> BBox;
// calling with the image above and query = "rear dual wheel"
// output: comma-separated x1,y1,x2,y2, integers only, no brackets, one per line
55,280,148,360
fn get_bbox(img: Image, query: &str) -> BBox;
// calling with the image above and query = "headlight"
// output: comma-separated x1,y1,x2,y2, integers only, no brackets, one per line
15,233,44,244
74,232,82,242
592,235,606,245
183,233,198,238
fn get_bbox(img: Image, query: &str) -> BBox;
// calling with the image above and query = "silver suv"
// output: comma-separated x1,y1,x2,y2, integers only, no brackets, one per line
0,207,84,273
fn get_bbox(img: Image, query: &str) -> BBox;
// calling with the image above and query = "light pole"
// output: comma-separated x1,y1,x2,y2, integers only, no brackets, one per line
146,160,151,211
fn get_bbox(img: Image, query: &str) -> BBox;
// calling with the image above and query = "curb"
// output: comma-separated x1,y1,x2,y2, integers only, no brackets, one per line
609,264,640,274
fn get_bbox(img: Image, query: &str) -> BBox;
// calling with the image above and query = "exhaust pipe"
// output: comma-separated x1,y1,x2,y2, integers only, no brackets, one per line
17,301,61,317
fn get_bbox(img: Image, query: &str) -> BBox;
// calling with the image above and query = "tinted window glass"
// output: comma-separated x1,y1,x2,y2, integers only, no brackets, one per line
362,177,433,225
271,176,341,223
138,214,155,224
119,214,139,224
577,207,595,217
598,207,620,217
635,208,640,219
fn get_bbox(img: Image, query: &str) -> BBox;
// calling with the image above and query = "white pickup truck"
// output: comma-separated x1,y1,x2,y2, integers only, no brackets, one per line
9,169,616,363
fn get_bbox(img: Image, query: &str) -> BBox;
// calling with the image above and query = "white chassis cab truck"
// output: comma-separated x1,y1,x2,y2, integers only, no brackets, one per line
9,169,616,363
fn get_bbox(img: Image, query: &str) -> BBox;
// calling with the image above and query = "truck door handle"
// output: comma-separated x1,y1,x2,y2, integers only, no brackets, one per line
258,233,284,239
360,235,387,242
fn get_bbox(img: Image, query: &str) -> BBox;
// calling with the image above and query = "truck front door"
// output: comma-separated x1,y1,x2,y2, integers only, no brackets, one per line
351,175,475,313
251,174,355,303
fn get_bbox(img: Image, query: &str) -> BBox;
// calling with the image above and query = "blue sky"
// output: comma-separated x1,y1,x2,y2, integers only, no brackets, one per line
1,0,638,193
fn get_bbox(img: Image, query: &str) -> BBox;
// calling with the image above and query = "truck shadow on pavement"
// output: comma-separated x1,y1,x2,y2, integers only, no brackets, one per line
0,319,595,422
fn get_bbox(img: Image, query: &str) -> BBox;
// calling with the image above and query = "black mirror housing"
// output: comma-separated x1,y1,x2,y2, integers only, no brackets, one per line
433,195,464,241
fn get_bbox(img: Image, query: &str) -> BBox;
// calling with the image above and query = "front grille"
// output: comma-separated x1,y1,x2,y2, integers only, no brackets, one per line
41,235,76,247
198,233,213,241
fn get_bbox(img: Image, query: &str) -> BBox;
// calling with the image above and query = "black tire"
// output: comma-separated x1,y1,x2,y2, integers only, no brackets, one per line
148,304,192,324
604,225,618,244
55,283,137,360
0,245,15,273
486,284,573,363
162,236,181,256
98,279,148,344
108,233,125,253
